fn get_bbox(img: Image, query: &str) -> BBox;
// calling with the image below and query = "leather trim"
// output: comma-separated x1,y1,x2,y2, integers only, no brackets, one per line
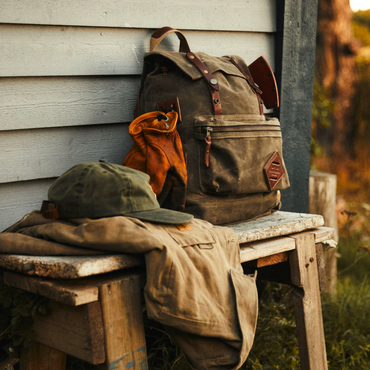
209,88,222,115
157,98,182,122
230,57,264,115
150,27,191,53
186,52,222,115
230,57,262,94
186,53,221,91
248,56,279,109
263,151,285,190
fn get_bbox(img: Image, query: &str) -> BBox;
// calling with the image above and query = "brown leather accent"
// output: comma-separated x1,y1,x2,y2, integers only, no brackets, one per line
187,52,222,115
150,27,191,53
151,27,175,39
209,88,222,115
157,97,182,122
248,56,279,109
204,135,212,167
263,151,285,190
230,57,263,115
186,53,221,91
230,57,262,94
41,201,60,219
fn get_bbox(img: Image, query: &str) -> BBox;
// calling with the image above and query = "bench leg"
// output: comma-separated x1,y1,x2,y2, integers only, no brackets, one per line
97,274,148,370
289,233,328,370
20,341,66,370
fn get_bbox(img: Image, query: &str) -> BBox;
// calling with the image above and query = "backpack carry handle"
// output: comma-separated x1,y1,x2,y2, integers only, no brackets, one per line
150,27,191,53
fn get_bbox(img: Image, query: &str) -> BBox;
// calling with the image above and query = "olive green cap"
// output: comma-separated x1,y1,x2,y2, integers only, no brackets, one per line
48,161,193,224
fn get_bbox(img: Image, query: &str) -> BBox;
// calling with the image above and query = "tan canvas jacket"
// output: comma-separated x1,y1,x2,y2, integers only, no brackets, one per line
0,212,258,369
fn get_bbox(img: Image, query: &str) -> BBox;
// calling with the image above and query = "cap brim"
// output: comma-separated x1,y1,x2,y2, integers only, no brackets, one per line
125,208,194,225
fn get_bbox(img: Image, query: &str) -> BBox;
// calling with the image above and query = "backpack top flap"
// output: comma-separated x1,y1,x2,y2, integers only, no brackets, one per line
144,51,249,82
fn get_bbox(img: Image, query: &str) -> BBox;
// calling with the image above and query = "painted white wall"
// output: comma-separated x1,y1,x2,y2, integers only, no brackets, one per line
0,0,276,231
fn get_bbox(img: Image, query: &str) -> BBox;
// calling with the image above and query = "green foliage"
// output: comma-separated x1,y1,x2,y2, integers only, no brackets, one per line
312,80,335,128
322,277,370,369
352,23,370,47
353,10,370,34
242,283,299,370
0,276,50,351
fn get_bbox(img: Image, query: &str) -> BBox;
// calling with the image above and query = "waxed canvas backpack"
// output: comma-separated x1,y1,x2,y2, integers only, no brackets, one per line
135,27,290,225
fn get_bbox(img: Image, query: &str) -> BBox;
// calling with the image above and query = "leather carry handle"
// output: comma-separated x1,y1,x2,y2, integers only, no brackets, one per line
150,26,191,53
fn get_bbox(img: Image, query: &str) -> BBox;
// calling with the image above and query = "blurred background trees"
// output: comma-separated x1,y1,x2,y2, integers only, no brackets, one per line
312,0,370,196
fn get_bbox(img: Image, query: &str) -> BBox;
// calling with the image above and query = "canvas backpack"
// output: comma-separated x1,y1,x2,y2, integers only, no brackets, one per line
135,27,290,225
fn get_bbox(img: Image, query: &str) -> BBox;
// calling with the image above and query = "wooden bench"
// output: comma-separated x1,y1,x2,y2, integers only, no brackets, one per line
0,211,334,370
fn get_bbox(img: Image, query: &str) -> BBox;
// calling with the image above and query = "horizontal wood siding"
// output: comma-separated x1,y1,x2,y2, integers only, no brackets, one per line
0,77,140,131
0,0,276,32
0,180,54,232
0,25,274,77
0,1,276,231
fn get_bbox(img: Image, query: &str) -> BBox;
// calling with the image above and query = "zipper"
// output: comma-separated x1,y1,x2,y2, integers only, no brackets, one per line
200,124,280,167
204,127,213,168
198,125,279,134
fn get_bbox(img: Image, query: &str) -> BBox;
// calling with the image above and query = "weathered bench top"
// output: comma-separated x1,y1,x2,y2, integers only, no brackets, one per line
0,211,332,280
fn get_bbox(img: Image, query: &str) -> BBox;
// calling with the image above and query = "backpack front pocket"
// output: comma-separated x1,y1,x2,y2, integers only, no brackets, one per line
194,115,290,195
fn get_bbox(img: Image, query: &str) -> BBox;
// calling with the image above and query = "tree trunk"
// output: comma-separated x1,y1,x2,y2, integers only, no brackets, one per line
314,0,358,172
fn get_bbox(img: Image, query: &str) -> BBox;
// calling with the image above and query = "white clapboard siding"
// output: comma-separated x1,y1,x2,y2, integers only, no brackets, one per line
0,25,274,77
0,179,54,232
0,0,276,33
0,124,133,184
0,77,140,131
0,0,278,231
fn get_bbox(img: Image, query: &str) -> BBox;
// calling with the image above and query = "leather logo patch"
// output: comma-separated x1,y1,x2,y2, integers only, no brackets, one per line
263,151,285,191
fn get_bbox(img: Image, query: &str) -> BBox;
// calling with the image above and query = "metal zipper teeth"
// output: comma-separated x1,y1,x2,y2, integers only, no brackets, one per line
197,125,280,133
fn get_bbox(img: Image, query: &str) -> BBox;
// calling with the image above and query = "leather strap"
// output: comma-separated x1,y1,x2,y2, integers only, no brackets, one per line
150,27,191,53
40,201,60,219
186,52,222,115
187,53,220,91
230,57,264,115
230,57,262,94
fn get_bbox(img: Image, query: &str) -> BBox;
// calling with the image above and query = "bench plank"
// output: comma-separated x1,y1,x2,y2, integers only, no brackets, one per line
240,236,295,263
0,254,143,279
0,213,331,279
230,212,324,243
30,301,105,364
3,271,99,305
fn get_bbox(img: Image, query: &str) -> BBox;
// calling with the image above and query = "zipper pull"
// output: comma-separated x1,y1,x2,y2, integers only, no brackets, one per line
204,127,213,168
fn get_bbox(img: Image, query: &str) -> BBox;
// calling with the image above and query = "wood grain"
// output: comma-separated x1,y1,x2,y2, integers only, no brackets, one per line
0,77,139,131
0,254,144,279
0,0,276,32
0,25,274,77
0,217,333,280
229,211,324,243
309,171,338,295
0,179,53,232
3,271,99,306
240,236,296,263
98,275,148,370
289,232,328,370
0,124,133,184
30,301,105,364
20,341,66,370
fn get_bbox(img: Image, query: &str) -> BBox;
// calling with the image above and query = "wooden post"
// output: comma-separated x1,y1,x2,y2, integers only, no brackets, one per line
97,274,148,370
309,171,338,295
20,341,66,370
289,232,328,370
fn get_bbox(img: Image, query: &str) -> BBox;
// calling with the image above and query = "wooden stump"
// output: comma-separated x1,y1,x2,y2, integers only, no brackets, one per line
309,171,338,295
